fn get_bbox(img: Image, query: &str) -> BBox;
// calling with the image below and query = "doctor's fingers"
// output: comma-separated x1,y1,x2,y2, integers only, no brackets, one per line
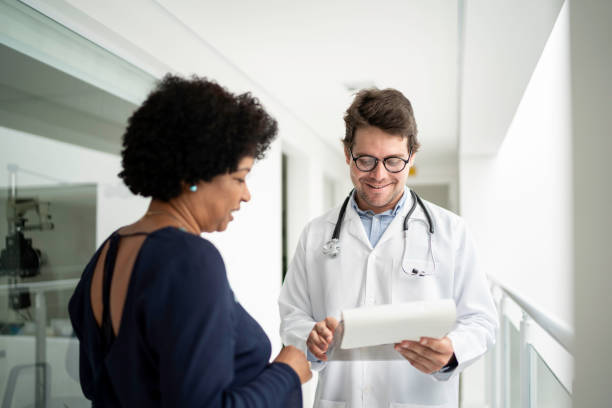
398,340,451,362
418,337,454,355
314,321,334,343
395,342,449,368
395,347,441,374
308,329,329,349
308,329,330,350
306,336,328,361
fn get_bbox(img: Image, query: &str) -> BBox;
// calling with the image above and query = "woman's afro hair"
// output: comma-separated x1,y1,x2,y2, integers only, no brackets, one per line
119,74,277,201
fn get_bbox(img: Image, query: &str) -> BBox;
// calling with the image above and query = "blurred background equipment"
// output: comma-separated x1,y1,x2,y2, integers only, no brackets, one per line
0,165,54,310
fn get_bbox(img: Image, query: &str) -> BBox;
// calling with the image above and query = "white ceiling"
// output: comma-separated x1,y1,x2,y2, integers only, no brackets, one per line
10,0,564,167
157,0,459,164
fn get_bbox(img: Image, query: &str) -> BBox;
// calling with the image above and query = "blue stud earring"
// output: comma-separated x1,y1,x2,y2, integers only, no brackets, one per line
189,185,197,192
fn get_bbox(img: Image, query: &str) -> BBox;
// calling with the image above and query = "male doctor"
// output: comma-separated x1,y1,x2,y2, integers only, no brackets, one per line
279,88,498,408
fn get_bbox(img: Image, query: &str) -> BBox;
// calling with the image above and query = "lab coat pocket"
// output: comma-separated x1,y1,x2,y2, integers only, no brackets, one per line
392,259,440,302
389,403,446,408
318,400,346,408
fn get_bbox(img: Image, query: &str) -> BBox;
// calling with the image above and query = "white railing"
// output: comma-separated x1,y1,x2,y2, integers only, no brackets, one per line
487,277,573,408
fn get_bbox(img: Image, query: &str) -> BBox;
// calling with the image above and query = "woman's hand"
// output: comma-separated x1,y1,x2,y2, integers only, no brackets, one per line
274,345,312,384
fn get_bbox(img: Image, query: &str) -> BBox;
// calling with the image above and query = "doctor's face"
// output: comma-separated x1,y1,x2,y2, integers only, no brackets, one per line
345,126,413,214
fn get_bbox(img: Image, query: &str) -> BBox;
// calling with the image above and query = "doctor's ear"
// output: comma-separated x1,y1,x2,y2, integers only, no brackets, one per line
409,151,416,167
344,146,351,165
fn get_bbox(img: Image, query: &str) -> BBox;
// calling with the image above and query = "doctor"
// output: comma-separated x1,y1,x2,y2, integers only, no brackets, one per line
279,88,498,408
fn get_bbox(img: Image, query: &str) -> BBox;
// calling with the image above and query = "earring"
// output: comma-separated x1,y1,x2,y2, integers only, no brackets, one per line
189,185,197,192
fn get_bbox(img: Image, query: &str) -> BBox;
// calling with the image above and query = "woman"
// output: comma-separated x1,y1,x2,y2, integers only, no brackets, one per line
69,75,311,407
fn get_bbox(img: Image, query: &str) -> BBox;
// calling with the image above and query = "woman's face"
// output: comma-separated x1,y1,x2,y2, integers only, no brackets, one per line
191,156,254,233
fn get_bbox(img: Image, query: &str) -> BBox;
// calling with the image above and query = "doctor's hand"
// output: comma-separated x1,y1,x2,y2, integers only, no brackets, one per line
307,317,339,361
394,336,455,374
274,345,312,384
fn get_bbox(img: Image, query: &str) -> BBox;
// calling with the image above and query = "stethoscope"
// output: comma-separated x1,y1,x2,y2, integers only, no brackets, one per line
322,189,437,275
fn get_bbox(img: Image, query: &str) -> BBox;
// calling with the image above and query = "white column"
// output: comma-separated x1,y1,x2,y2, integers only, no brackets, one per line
571,1,612,407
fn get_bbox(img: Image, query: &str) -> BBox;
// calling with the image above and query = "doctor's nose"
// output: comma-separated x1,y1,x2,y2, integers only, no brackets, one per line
371,160,387,179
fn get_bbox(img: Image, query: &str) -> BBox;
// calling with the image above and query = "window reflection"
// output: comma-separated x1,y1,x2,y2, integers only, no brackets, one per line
0,1,154,406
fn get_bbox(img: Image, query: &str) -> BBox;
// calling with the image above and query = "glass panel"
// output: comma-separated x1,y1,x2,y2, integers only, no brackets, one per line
0,183,95,407
0,1,155,407
534,348,572,408
0,0,155,155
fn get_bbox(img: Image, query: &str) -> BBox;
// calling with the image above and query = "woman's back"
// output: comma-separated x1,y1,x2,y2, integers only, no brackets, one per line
69,227,301,407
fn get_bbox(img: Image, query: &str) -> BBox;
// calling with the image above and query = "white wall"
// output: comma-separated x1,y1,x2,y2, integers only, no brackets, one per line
570,0,612,406
459,2,572,405
460,0,564,155
460,0,572,332
203,142,284,353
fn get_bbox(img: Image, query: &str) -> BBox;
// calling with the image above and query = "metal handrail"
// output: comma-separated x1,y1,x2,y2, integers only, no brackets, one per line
0,278,79,294
489,276,574,354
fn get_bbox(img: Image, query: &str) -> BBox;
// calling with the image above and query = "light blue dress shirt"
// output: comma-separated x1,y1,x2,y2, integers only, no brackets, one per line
350,186,408,247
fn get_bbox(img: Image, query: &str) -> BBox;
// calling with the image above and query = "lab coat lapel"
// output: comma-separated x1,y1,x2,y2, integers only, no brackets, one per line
324,202,372,251
345,206,373,250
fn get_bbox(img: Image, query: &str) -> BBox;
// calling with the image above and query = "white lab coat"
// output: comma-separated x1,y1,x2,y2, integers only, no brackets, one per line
279,191,498,408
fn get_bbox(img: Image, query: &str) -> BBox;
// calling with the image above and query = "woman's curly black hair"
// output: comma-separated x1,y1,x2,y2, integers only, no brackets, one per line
119,74,277,201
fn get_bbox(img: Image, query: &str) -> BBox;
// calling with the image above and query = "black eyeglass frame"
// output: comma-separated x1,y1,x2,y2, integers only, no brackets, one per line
349,147,413,173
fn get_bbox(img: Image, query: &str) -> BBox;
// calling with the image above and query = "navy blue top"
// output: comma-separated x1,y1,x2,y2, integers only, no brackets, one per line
69,227,301,407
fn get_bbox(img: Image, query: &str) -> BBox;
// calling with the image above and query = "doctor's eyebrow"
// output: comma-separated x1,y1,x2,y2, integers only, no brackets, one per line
354,151,410,159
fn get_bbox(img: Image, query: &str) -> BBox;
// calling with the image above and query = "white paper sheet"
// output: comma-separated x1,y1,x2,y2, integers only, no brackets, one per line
330,299,456,357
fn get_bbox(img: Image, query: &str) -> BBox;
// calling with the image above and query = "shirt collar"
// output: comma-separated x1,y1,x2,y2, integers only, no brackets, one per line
350,186,409,217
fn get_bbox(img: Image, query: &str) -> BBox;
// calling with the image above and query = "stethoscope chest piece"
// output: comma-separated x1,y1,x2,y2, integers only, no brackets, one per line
322,238,340,257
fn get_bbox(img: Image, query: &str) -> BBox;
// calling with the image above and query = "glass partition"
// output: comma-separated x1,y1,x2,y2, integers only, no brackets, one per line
0,0,154,406
534,348,572,408
487,294,574,408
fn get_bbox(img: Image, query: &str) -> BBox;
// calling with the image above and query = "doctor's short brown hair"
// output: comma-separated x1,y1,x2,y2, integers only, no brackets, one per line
343,88,420,154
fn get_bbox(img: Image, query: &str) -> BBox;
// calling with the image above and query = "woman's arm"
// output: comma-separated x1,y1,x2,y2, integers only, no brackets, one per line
145,238,301,407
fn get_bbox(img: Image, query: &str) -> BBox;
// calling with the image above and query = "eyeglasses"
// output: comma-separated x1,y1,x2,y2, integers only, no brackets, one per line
349,148,412,173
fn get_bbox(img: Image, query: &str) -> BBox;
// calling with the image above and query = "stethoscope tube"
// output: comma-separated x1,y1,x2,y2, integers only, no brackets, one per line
321,190,353,257
323,189,435,257
331,190,353,241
